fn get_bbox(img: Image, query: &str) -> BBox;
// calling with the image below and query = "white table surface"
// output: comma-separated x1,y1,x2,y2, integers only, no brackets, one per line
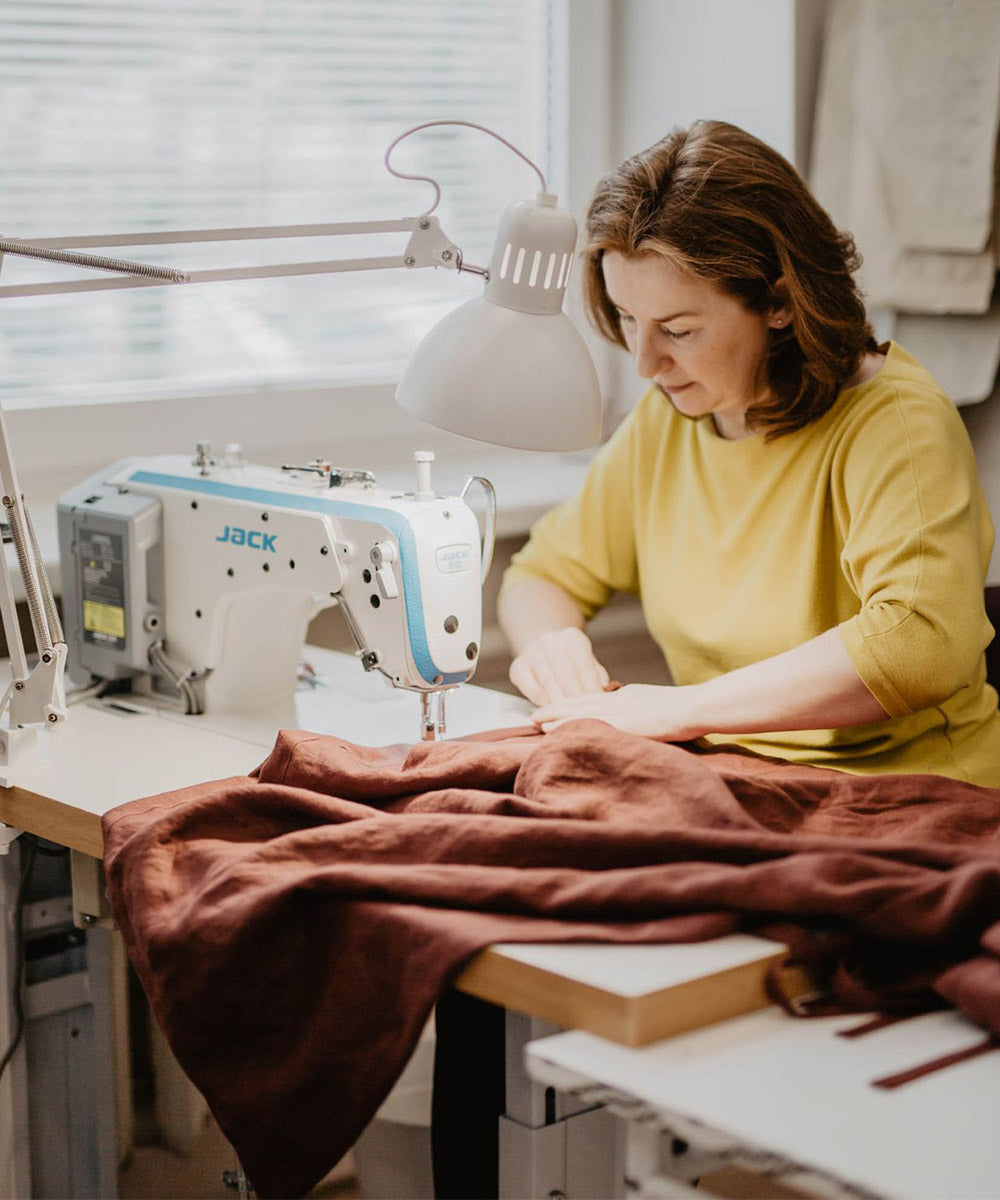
7,645,532,824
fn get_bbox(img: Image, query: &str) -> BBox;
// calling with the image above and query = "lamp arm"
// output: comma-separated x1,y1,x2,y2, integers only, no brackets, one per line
0,215,485,299
0,398,68,739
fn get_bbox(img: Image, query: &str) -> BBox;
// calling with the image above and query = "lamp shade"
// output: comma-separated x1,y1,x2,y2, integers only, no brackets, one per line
396,194,602,451
396,296,601,450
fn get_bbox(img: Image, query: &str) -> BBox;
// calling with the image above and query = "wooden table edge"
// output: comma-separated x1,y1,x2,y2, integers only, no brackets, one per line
455,944,812,1047
0,786,104,858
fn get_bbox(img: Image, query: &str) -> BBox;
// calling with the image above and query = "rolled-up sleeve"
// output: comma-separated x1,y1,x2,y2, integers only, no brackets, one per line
834,388,995,716
500,411,640,620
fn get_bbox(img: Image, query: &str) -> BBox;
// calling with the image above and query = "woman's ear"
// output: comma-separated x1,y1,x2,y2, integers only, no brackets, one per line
767,277,792,329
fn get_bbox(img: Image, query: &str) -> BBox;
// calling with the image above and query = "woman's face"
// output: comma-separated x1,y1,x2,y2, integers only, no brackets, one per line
602,251,787,440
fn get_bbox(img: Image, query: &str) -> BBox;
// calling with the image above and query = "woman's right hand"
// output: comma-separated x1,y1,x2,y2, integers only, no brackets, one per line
508,626,611,706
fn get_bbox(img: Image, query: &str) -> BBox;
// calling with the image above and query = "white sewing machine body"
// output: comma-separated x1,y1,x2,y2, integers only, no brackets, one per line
57,451,486,718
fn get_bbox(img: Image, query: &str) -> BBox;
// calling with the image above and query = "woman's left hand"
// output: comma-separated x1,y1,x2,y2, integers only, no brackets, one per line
532,683,706,741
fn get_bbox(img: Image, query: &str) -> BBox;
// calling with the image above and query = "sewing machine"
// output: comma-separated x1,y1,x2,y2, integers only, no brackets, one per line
56,445,495,738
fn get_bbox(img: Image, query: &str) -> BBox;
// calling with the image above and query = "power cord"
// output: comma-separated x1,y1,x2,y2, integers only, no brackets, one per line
384,119,548,215
148,640,203,714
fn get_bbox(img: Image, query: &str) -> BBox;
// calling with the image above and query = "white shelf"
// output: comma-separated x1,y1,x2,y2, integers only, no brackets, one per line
529,1008,1000,1200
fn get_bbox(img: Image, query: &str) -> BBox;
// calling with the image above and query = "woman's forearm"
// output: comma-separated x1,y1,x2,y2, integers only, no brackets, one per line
497,577,588,655
686,627,887,734
532,626,889,740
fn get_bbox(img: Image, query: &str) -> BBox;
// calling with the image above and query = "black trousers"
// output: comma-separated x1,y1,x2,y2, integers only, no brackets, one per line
431,989,507,1200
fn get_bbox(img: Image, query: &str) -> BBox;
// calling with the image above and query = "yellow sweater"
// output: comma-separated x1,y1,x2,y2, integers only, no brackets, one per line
503,343,1000,785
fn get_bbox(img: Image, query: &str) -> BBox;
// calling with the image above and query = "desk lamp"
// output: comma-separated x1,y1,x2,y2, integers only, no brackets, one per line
0,120,602,779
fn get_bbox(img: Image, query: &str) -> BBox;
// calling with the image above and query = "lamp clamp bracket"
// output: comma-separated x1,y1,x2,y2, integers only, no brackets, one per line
402,215,464,271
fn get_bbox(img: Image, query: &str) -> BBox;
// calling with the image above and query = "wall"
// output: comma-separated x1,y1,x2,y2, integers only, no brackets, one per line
605,0,829,410
612,0,798,165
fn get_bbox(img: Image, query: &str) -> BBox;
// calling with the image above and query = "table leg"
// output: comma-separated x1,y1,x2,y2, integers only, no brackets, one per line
432,988,506,1199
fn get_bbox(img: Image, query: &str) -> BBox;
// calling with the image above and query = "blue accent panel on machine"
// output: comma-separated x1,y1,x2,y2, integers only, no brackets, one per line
127,471,468,686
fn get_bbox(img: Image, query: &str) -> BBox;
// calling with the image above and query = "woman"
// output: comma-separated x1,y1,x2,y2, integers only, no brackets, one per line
499,120,1000,786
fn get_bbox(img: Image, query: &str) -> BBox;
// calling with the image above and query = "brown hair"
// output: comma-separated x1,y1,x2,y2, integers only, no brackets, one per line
583,120,877,438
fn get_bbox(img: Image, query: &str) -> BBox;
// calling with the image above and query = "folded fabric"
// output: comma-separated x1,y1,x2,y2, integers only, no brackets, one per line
103,721,1000,1197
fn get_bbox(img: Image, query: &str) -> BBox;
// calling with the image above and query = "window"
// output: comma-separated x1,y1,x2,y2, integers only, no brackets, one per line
0,0,566,409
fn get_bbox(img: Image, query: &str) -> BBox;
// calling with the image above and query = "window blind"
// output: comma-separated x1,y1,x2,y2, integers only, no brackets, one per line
0,0,563,408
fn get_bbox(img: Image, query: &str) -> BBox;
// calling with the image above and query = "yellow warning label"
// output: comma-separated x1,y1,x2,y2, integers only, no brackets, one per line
83,601,125,639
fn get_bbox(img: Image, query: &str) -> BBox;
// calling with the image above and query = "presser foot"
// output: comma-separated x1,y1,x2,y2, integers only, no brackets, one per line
420,688,451,740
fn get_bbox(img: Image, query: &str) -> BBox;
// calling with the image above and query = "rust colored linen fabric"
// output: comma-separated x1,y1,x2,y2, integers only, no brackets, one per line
102,720,1000,1198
